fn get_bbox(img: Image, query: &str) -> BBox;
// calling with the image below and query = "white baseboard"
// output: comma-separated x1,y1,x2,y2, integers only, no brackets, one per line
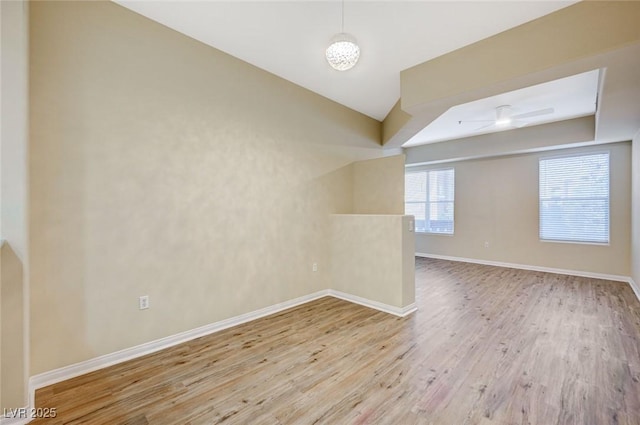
0,414,31,425
27,288,416,411
328,290,417,317
628,278,640,302
29,290,330,398
416,252,631,283
0,418,30,425
0,413,30,425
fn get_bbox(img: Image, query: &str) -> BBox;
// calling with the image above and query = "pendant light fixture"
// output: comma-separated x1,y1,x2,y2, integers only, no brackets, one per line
325,0,360,71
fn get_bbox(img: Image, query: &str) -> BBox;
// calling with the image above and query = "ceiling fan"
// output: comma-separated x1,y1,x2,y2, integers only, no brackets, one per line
458,105,555,131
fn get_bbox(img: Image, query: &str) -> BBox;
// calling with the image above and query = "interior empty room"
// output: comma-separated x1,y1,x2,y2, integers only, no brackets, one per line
1,1,640,424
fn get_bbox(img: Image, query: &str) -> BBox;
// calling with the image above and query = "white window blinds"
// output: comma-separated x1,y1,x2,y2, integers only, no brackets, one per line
539,152,609,244
405,168,454,234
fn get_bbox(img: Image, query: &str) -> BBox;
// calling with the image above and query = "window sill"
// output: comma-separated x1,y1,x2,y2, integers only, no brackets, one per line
539,239,609,247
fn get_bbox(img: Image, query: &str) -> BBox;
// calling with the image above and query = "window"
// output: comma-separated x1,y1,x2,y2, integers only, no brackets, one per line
539,152,609,244
405,168,454,234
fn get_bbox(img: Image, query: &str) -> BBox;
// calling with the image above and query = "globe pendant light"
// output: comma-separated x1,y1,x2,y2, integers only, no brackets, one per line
326,1,360,71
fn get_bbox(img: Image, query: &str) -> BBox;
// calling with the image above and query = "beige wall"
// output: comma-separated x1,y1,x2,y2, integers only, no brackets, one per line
331,215,414,309
633,131,640,284
409,143,631,276
382,100,411,147
29,1,383,375
353,155,405,215
1,245,25,410
1,0,29,409
0,248,2,408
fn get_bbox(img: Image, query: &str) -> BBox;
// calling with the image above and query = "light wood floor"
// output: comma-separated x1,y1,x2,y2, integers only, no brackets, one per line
33,258,640,424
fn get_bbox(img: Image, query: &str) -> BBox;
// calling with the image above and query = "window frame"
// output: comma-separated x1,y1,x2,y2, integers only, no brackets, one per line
538,150,610,245
405,167,455,235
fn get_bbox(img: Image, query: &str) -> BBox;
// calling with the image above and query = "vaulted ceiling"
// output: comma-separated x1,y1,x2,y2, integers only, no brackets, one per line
114,1,640,151
114,0,576,121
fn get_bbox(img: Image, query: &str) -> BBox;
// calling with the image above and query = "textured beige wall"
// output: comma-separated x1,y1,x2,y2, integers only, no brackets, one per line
382,100,412,146
0,248,2,408
0,254,1,410
1,0,29,409
353,155,405,215
331,215,414,309
402,217,415,307
29,1,382,375
1,244,25,410
412,143,631,276
633,131,640,284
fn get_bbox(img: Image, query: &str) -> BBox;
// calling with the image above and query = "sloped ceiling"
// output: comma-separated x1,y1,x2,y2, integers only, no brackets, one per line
391,1,640,152
113,1,640,151
114,0,576,121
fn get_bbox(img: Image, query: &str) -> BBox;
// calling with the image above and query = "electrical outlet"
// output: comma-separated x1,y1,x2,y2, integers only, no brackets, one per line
139,295,150,310
484,241,490,248
312,263,318,272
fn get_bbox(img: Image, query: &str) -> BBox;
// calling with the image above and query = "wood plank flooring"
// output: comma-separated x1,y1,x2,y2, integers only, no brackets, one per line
32,258,640,424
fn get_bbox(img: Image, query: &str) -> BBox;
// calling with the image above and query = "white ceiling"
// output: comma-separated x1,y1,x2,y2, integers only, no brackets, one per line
403,69,600,147
114,0,578,121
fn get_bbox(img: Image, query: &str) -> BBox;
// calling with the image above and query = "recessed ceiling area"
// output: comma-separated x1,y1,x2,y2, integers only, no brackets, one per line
113,0,577,121
403,69,600,147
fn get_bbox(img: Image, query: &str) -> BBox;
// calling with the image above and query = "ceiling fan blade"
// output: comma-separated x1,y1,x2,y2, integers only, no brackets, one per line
458,119,495,124
511,107,554,120
475,123,497,131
